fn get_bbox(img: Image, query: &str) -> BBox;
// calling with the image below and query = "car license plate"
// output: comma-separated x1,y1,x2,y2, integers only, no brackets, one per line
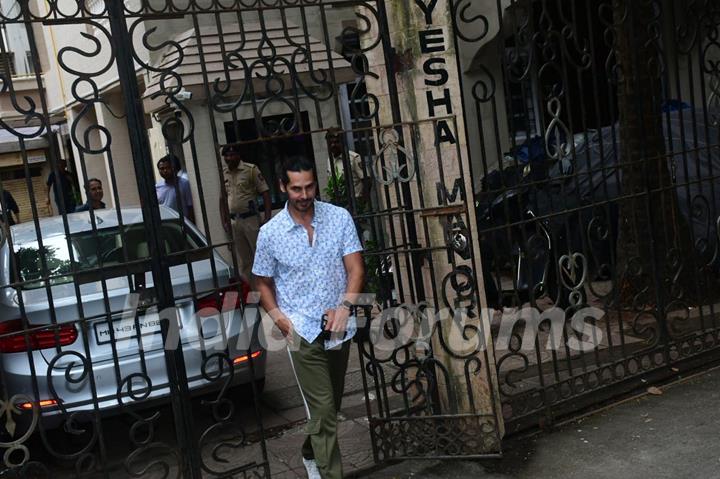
94,316,163,345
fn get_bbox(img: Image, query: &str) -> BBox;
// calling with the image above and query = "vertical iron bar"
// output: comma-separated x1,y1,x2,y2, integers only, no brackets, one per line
17,3,111,472
189,11,271,473
376,0,426,304
105,4,202,478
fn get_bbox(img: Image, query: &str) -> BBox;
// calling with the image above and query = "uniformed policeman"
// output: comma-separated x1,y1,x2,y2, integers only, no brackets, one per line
326,127,371,207
220,145,272,282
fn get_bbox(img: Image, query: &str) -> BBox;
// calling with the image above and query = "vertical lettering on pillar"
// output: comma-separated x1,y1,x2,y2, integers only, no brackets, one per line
418,12,457,145
389,0,503,440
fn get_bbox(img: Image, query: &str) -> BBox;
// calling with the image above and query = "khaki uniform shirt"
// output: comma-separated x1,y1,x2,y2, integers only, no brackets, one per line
223,162,270,214
328,151,365,198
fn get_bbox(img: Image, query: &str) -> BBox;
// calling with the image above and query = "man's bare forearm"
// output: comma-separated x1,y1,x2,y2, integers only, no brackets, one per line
255,275,282,319
325,252,365,332
342,252,365,304
256,275,294,340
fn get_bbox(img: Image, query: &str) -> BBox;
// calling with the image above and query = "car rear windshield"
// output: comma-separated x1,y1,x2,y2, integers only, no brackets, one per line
14,220,203,289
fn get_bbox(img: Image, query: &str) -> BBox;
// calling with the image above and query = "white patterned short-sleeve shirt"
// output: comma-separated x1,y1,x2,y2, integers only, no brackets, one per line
252,200,362,348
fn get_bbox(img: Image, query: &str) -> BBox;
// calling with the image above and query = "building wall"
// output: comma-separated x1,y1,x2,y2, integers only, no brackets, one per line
661,0,720,108
35,0,148,115
66,106,108,207
141,0,359,67
93,92,141,208
459,38,510,186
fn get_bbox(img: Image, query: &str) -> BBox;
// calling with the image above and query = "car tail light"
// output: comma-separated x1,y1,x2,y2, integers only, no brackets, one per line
0,320,79,353
196,278,250,318
19,399,57,410
232,350,262,365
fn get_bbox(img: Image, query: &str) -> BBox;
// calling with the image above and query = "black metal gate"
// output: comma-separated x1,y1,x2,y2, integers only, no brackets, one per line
451,0,720,433
0,0,505,476
6,0,717,475
348,116,504,462
0,1,279,477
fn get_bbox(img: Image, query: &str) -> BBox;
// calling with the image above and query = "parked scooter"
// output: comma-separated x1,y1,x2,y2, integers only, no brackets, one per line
477,154,587,310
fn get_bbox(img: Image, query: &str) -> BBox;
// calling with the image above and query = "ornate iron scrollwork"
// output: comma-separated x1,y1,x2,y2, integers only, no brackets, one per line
372,129,416,185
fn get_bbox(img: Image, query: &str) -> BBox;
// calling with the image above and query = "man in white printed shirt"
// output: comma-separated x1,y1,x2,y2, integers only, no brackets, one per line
253,156,364,479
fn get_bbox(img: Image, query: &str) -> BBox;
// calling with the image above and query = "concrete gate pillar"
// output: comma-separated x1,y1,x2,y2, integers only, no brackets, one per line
361,0,505,445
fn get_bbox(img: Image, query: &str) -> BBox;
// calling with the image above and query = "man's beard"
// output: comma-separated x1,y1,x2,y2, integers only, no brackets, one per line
293,199,313,211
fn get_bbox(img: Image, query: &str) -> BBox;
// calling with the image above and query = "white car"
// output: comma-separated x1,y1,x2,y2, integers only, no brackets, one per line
0,206,265,431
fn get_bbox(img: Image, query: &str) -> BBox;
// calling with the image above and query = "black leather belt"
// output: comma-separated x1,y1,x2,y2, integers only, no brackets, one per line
230,211,255,220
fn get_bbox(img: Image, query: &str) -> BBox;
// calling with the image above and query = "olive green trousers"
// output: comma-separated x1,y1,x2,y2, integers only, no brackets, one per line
288,336,351,479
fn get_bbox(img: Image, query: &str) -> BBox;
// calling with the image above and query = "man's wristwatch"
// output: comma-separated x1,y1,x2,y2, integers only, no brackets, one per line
340,299,353,311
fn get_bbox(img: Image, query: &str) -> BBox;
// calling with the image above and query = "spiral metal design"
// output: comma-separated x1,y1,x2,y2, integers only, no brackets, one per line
2,0,720,470
452,0,720,432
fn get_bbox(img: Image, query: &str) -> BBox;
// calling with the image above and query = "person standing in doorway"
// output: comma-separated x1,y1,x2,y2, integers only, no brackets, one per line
219,144,272,282
253,156,365,479
326,127,371,208
156,154,195,223
75,178,106,212
0,190,20,226
46,159,77,215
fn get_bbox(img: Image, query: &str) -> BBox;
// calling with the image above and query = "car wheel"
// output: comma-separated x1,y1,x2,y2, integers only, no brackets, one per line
232,378,265,404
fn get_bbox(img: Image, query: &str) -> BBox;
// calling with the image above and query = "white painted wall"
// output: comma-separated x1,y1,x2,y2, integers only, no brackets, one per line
66,106,109,207
93,92,140,208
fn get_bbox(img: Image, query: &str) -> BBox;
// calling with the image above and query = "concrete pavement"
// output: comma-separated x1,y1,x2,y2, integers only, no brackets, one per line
351,366,720,479
257,347,376,478
33,347,713,477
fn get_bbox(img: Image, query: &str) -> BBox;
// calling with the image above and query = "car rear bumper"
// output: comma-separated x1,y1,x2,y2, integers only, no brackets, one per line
4,347,266,432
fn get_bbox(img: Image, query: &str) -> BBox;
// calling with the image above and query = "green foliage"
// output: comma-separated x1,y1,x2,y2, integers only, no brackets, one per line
324,173,348,207
325,174,389,302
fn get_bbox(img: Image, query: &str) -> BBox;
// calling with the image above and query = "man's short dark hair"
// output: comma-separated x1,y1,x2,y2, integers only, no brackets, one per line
85,178,102,191
280,156,315,185
325,127,343,140
221,144,242,157
157,155,175,169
